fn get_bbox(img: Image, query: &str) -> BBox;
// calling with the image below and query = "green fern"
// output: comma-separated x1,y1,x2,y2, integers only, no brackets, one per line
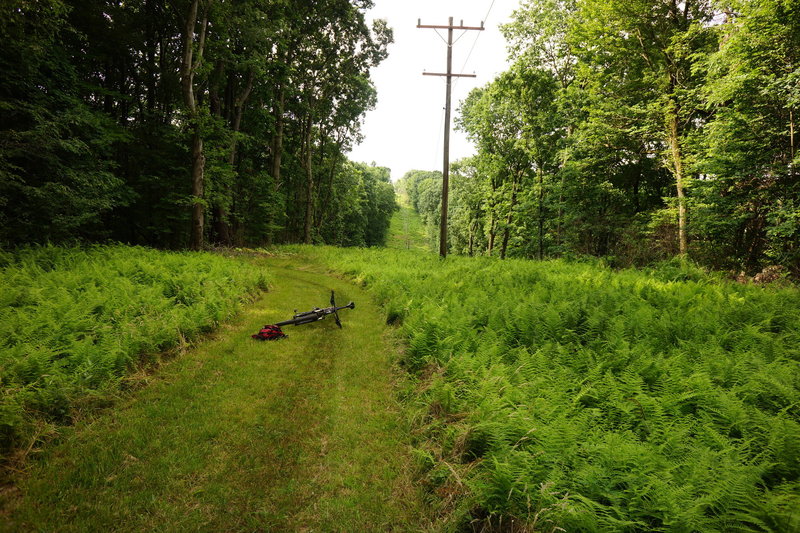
0,245,268,451
291,245,800,531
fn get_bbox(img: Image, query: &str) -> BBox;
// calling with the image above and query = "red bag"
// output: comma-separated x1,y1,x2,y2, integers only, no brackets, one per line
251,324,287,340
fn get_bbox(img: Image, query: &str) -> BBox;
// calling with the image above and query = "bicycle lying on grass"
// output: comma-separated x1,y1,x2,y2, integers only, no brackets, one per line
252,290,355,340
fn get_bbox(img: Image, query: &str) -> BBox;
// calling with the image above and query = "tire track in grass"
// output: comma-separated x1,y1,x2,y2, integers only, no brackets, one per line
2,257,430,532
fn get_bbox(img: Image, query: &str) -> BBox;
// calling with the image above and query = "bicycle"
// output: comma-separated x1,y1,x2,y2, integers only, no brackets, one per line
275,290,355,328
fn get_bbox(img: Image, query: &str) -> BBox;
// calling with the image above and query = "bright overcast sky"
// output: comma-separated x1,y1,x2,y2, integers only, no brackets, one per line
348,0,521,181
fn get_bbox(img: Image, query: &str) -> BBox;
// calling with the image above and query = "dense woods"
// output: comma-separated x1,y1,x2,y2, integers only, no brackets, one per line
400,0,799,277
0,0,396,249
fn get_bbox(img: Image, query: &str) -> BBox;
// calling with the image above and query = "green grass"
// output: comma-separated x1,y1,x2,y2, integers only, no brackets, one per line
0,245,268,455
5,243,799,531
289,246,800,532
2,254,430,531
387,198,431,253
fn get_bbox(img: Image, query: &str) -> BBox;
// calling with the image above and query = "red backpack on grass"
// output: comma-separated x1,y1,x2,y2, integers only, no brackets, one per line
251,324,287,341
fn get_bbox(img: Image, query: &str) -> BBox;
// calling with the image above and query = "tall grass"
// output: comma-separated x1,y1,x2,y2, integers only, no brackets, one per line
0,245,269,453
386,203,432,253
294,246,800,532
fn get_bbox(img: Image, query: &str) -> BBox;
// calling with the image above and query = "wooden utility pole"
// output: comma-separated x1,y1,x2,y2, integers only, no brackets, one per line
418,17,484,258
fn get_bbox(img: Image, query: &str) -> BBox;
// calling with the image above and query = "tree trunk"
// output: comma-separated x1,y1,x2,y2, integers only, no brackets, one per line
468,220,476,257
181,0,210,251
790,108,795,177
214,70,254,246
271,88,285,186
500,177,519,260
556,174,564,250
265,84,286,246
271,47,295,192
537,167,545,260
487,180,499,256
190,130,205,249
667,97,687,256
181,0,200,113
664,3,688,257
487,214,496,256
145,0,156,115
316,135,343,231
556,123,576,253
303,115,314,244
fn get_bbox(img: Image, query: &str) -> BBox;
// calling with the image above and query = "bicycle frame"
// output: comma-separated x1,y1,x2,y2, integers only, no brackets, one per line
275,290,355,328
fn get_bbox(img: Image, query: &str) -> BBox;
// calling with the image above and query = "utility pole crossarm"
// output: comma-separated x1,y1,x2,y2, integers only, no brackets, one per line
417,16,484,258
423,72,477,78
417,23,485,31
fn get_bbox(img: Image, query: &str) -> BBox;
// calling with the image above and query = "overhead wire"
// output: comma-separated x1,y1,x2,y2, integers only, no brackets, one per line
452,29,469,46
423,0,499,170
433,28,449,46
454,0,498,88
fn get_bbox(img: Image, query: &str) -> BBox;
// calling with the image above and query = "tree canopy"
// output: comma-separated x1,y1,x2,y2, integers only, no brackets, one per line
0,0,397,249
402,0,799,277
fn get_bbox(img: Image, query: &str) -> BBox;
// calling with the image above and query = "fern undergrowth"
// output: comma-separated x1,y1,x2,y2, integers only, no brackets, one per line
0,245,269,455
294,245,800,532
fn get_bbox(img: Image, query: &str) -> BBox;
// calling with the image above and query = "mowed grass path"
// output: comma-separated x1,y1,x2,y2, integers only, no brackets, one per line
3,257,428,531
387,199,429,253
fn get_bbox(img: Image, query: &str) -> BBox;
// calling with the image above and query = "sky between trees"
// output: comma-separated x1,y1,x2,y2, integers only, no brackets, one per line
349,0,518,181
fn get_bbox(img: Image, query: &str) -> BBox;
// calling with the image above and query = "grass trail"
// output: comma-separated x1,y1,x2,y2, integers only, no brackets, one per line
2,256,428,532
387,200,429,253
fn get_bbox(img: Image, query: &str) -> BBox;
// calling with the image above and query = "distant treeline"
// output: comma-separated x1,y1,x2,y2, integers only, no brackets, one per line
399,0,799,277
0,0,396,249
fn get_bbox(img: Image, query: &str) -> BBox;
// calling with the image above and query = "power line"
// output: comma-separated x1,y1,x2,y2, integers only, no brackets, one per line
457,0,498,79
452,29,469,45
417,17,484,258
432,28,449,45
483,0,498,24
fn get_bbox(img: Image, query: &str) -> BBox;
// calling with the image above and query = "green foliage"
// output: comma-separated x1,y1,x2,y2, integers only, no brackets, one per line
0,0,130,245
386,196,430,253
397,170,443,214
0,245,268,451
316,162,397,247
298,245,800,531
693,0,800,274
0,0,392,249
437,0,800,277
395,170,444,250
3,258,429,531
